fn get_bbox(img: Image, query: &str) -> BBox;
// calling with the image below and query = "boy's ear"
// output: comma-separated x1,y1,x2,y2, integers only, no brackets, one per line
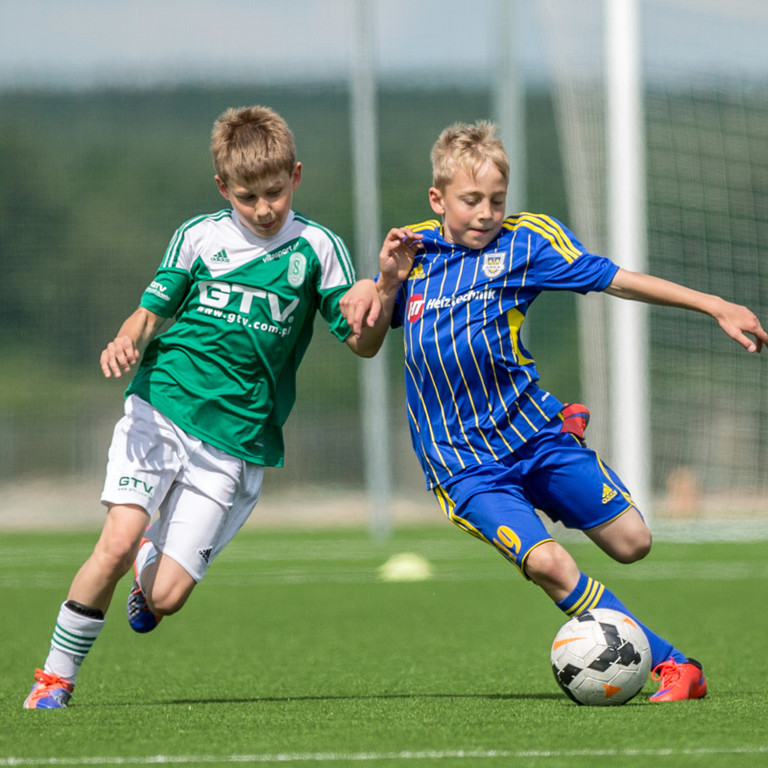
215,175,230,201
291,162,302,190
428,186,445,216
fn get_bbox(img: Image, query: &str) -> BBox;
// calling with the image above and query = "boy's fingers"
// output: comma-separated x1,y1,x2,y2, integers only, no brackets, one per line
354,304,368,336
101,351,122,378
752,322,768,350
99,352,113,378
399,228,424,250
343,298,371,337
366,301,381,327
100,338,138,377
347,306,361,337
729,327,759,353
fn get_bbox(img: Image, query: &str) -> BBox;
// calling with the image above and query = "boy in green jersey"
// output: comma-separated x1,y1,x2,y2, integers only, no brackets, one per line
24,105,382,709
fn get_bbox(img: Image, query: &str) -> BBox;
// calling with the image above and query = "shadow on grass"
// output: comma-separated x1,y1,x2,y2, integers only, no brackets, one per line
137,691,564,706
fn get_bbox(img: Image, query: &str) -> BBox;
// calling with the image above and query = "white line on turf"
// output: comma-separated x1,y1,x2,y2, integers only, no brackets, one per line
3,559,768,590
2,747,768,765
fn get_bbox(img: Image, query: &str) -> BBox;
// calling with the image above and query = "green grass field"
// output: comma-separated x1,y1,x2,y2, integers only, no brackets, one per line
2,525,767,767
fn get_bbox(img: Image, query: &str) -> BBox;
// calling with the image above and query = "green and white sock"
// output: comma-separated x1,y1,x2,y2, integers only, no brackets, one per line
43,601,105,683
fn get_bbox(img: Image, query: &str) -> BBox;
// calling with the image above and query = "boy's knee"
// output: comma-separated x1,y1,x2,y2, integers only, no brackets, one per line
586,509,653,564
524,543,579,596
93,534,138,578
613,528,652,564
95,503,150,578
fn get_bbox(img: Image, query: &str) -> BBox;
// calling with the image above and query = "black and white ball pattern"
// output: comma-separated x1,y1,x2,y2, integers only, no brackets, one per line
551,608,651,705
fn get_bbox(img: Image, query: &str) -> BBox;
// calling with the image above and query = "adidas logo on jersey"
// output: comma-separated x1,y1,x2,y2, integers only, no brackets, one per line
409,263,426,280
210,249,229,263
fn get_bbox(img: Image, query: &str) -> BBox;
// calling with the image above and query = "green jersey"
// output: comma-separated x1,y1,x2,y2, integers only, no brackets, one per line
127,208,356,466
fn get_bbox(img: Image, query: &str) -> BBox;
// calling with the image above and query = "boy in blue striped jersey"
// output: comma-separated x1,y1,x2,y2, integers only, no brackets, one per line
342,120,768,702
24,105,383,709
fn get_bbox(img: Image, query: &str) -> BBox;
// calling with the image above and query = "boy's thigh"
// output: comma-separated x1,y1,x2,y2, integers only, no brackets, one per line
103,395,264,583
148,454,263,583
435,469,554,577
101,395,185,511
524,433,637,531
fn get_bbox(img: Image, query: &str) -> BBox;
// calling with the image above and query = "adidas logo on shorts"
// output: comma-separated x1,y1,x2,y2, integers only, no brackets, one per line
198,548,212,563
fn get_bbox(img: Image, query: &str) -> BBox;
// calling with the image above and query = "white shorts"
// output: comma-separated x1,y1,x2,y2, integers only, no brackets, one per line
102,395,263,582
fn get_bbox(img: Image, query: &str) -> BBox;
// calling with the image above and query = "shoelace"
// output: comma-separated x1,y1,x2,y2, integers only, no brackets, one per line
127,582,161,623
31,668,73,692
651,660,681,687
127,583,149,616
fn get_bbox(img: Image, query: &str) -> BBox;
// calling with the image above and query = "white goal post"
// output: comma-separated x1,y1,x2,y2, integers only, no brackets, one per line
539,0,768,523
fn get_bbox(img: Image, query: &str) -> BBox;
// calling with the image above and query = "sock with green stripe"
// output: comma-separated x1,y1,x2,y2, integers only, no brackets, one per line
42,601,106,683
555,572,686,668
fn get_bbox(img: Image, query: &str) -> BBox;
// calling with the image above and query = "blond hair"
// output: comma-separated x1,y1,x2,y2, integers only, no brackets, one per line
211,105,296,184
430,120,509,190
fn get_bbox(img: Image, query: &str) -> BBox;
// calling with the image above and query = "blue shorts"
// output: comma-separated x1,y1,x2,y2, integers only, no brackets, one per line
433,419,637,577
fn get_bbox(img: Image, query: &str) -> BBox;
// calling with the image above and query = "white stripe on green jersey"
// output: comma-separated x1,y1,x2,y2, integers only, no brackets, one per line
127,208,355,466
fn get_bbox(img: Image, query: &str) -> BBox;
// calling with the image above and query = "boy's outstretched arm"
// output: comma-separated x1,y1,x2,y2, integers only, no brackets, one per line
342,227,423,357
100,307,167,378
604,267,768,353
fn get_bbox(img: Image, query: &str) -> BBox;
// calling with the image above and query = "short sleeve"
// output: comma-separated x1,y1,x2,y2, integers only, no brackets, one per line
526,217,619,294
138,268,190,317
309,228,357,341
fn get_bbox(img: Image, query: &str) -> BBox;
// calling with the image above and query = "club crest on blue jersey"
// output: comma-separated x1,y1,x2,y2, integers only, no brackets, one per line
482,252,506,278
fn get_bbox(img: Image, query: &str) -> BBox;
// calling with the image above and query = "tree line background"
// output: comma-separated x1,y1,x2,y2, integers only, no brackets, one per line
0,85,577,489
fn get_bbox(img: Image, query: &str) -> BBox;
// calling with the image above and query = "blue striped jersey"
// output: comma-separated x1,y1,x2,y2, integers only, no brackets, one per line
391,214,619,489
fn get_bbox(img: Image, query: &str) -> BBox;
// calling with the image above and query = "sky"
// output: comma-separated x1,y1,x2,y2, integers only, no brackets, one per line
2,0,768,90
1,0,513,88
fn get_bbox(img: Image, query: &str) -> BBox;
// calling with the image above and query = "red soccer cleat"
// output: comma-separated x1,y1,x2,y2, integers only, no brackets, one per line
649,658,707,703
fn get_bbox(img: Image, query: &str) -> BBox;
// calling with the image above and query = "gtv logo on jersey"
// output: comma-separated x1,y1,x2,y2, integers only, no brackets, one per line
197,281,298,322
407,293,424,322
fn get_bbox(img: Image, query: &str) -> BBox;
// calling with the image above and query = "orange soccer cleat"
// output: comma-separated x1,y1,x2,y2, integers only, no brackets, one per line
23,669,74,709
649,658,707,703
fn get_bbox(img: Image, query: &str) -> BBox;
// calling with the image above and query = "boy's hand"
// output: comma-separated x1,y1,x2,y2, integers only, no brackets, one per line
100,335,141,378
340,228,423,352
341,227,423,339
714,300,768,353
340,279,381,339
378,227,423,292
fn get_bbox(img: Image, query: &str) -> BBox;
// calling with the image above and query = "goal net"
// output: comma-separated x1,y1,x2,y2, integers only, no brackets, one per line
538,0,768,523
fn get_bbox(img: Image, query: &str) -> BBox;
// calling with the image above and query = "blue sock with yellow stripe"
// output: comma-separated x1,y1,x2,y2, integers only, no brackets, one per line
555,572,686,668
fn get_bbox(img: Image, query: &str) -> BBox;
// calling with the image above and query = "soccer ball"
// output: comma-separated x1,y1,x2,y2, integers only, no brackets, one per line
550,608,651,706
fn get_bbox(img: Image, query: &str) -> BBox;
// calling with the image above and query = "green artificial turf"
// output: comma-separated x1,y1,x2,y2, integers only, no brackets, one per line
2,527,767,767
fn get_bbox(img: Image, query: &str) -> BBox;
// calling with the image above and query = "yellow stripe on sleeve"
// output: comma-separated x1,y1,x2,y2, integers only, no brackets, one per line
503,213,582,263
